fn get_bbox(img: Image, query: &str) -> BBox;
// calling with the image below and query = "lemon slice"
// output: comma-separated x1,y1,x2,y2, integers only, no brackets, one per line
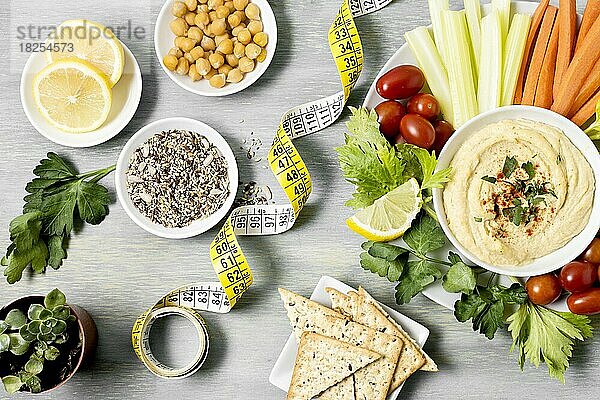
347,178,422,241
46,20,125,87
33,59,112,133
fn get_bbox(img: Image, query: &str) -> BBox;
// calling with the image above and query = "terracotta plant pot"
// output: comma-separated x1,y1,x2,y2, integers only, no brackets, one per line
0,295,98,394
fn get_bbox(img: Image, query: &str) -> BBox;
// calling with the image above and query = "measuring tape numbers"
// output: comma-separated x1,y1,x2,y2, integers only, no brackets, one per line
132,0,391,378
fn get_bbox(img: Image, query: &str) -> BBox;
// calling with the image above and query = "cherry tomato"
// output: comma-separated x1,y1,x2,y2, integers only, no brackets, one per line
432,120,455,154
525,274,562,305
374,100,406,141
559,261,598,293
581,238,600,264
567,288,600,315
376,65,425,100
407,94,440,120
400,114,436,149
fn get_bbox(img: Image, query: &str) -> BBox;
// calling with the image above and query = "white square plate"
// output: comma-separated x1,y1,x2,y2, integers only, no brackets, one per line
269,276,431,398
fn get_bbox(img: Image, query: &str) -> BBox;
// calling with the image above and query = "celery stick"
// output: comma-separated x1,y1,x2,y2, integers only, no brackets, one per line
478,12,504,113
464,0,482,78
441,10,478,127
427,0,450,66
492,0,512,38
501,14,531,106
405,27,454,126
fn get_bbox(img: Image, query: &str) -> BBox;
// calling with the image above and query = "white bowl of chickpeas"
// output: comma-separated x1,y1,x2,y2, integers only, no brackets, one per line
156,0,277,96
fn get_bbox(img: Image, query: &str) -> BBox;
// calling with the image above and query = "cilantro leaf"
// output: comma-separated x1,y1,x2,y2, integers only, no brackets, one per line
502,156,518,178
403,214,445,255
481,175,497,183
395,259,442,304
41,182,78,237
522,161,535,180
32,152,78,180
442,261,476,294
360,242,408,282
406,145,452,190
2,241,49,284
47,235,67,270
362,241,407,260
76,181,111,225
508,302,593,383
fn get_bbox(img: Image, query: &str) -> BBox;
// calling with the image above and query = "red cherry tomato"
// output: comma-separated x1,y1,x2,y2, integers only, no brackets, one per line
376,65,425,100
400,114,436,149
432,120,455,154
559,261,598,293
567,288,600,315
581,238,600,264
407,94,440,120
525,274,563,305
374,101,406,141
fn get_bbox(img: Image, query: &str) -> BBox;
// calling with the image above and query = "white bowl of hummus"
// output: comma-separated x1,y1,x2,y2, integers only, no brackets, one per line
433,106,600,277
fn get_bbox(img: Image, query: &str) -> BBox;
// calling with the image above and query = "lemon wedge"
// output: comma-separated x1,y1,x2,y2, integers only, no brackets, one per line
33,59,112,133
46,19,125,87
347,178,422,242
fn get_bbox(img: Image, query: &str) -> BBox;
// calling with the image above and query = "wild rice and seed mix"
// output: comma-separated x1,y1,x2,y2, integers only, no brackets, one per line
126,130,230,228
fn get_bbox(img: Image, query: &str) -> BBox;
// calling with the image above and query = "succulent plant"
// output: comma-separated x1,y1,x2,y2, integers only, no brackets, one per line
0,289,76,394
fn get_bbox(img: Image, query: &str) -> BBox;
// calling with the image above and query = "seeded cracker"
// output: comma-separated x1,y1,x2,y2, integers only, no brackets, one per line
287,332,381,400
319,375,354,400
358,286,438,372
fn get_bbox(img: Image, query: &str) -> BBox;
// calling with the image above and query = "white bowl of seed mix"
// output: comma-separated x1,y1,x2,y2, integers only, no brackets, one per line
115,117,238,239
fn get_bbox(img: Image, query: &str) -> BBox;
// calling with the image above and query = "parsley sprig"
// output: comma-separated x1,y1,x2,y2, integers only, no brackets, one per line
2,153,115,284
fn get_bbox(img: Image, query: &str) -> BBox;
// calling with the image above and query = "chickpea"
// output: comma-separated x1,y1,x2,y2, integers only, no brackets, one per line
175,36,196,52
184,52,196,63
216,38,233,54
233,42,245,58
208,0,224,8
233,0,248,11
176,57,190,75
163,54,179,71
245,3,260,20
227,67,244,83
218,64,233,75
184,0,198,11
256,47,267,63
237,28,252,45
188,64,202,81
198,4,209,12
209,52,225,69
170,18,189,37
232,24,246,37
253,32,268,47
202,27,212,37
196,57,212,75
168,47,183,57
247,20,263,35
209,73,226,88
195,11,210,27
233,10,246,21
226,53,239,67
245,43,261,59
190,46,205,60
205,68,217,79
238,56,254,73
215,33,229,45
172,1,188,17
209,11,218,22
184,12,197,25
227,13,241,28
187,26,204,42
225,1,235,12
210,19,227,36
201,35,216,51
216,5,230,18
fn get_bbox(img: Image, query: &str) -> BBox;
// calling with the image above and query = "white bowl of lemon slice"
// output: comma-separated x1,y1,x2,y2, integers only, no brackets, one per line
20,20,143,148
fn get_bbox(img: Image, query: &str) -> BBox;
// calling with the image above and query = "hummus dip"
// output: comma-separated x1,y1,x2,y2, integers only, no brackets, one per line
443,119,594,266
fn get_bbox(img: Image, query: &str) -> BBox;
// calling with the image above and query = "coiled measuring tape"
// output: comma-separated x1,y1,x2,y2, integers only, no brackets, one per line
132,0,392,378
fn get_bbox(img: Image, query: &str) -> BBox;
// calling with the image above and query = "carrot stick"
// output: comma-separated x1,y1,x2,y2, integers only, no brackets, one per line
568,57,600,117
552,17,600,115
535,19,560,109
522,6,558,106
514,0,550,104
575,0,600,52
553,0,577,99
572,89,600,126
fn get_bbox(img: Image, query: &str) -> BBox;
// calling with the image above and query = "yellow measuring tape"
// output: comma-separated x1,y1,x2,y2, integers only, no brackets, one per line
132,0,392,377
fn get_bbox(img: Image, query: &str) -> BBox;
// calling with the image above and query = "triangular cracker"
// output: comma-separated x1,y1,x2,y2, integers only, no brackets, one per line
288,332,381,400
278,288,346,341
358,286,438,372
319,375,354,400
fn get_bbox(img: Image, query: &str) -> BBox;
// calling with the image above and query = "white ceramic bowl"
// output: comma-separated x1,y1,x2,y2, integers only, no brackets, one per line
20,40,142,148
154,0,277,96
115,117,238,239
432,106,600,277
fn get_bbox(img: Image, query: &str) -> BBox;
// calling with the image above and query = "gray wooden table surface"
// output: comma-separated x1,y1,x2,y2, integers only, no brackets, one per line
1,0,598,399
